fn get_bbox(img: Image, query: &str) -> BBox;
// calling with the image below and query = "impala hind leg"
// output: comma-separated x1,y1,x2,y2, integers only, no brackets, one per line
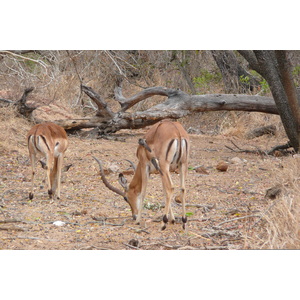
46,154,54,199
179,163,188,230
50,154,64,199
29,153,37,200
161,170,175,230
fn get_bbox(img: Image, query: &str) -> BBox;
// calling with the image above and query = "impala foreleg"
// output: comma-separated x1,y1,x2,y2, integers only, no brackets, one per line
55,154,64,199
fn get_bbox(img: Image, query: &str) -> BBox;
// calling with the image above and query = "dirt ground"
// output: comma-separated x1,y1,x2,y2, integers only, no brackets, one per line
0,113,296,250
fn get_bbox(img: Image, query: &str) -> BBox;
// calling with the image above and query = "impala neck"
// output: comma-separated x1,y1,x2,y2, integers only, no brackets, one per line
129,162,145,194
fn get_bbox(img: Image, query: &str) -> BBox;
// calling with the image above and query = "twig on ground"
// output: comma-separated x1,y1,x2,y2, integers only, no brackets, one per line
218,214,261,226
250,199,280,229
226,140,293,156
128,226,150,234
0,226,26,231
79,245,112,250
202,228,240,238
1,236,58,241
185,203,216,210
85,221,125,226
188,230,211,241
225,140,265,155
0,219,22,223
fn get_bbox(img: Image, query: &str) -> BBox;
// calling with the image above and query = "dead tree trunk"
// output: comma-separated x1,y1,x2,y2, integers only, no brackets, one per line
53,82,278,134
0,87,37,117
14,87,36,118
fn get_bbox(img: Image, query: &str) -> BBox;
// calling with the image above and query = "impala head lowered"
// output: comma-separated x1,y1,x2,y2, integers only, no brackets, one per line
94,120,190,230
93,156,160,220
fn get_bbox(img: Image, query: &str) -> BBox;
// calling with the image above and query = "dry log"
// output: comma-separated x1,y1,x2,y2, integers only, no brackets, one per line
246,124,276,139
6,83,279,136
0,87,37,117
54,83,278,134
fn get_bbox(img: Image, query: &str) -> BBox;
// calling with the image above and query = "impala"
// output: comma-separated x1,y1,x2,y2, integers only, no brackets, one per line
27,122,68,200
94,120,190,230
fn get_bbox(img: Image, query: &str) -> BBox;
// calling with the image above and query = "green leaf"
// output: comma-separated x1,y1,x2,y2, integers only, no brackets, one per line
185,212,194,217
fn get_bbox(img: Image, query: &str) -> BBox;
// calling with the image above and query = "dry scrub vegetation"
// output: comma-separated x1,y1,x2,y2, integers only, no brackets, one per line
1,50,300,250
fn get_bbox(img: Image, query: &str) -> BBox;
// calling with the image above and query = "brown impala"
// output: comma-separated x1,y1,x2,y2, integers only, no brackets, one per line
27,122,68,200
94,120,190,230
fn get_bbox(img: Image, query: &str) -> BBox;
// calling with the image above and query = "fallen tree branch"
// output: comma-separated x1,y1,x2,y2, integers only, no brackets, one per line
267,141,292,155
54,83,278,133
226,140,293,156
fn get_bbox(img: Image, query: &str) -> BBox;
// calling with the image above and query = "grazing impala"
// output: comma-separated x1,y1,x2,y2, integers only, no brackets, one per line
27,122,68,200
94,120,190,230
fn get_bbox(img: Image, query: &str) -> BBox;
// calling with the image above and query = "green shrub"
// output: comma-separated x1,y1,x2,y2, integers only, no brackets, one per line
193,69,222,91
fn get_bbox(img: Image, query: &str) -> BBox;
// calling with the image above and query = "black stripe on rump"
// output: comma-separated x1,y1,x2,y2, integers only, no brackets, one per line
40,135,50,151
176,139,182,164
183,138,188,160
166,139,175,161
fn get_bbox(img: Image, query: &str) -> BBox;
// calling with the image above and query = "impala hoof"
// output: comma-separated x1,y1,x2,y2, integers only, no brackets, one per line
182,216,187,230
29,192,34,200
132,215,137,221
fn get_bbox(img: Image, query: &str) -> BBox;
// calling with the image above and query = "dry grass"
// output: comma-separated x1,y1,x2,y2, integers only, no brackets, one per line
220,112,285,139
0,106,31,155
246,155,300,249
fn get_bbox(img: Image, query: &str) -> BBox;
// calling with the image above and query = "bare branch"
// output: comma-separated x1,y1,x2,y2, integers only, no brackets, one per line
55,85,278,133
81,85,114,118
114,84,183,112
0,50,48,70
238,50,261,73
14,87,36,118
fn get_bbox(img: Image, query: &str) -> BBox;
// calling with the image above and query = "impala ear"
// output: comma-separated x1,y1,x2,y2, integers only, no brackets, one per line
118,173,128,191
138,138,152,152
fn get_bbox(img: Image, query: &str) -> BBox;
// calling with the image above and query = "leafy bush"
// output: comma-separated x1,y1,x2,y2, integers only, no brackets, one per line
193,69,222,92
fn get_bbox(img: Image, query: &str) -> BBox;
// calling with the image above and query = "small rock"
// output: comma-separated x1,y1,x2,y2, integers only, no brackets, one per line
128,239,139,248
108,164,119,173
187,127,198,134
230,157,243,164
175,195,181,203
72,210,88,216
265,185,282,200
53,221,66,226
216,161,228,172
194,166,209,174
273,150,284,157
